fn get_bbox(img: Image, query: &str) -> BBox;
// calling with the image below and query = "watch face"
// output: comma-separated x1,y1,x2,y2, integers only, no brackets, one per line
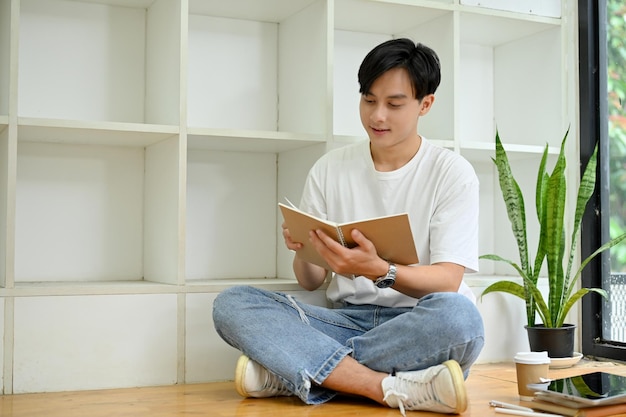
376,278,395,288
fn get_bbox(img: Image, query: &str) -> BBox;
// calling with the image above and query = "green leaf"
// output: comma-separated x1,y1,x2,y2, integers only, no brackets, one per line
481,281,526,300
568,232,626,300
480,253,536,325
521,276,551,326
565,141,597,290
544,133,567,325
557,288,607,328
479,254,526,276
535,143,550,225
494,132,530,275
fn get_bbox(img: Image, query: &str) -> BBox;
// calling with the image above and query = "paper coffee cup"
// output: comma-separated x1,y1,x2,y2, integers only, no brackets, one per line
514,351,550,400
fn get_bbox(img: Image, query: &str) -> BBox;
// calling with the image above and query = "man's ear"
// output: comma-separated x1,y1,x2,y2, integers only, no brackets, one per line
419,94,435,116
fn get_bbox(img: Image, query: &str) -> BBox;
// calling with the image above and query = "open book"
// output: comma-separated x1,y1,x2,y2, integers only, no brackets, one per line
279,202,419,270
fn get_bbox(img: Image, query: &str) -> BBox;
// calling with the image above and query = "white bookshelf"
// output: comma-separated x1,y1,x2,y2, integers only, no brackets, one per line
0,0,576,394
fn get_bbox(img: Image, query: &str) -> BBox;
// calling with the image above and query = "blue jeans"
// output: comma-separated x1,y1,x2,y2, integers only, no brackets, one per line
213,285,484,405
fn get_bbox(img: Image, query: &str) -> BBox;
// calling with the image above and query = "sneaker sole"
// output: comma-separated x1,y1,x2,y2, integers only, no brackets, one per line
442,360,467,413
234,355,251,397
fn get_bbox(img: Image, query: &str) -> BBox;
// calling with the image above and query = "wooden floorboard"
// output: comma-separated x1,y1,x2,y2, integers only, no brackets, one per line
2,359,626,417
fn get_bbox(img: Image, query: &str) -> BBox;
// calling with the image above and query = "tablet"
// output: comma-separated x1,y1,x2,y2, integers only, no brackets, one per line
529,372,626,407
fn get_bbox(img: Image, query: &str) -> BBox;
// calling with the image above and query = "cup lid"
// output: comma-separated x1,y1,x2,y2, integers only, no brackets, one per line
514,351,550,364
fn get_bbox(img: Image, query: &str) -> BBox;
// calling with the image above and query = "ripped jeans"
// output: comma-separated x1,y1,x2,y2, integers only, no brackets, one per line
212,285,484,405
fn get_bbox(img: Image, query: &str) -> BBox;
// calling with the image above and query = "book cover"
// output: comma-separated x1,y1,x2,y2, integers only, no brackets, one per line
278,203,419,270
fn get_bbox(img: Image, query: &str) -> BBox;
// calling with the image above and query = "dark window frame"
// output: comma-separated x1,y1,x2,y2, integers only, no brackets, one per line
580,0,626,360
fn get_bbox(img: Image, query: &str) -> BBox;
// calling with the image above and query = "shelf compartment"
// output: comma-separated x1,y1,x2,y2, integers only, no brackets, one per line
14,134,181,285
458,12,563,149
18,0,181,125
185,149,278,281
333,0,454,141
185,139,325,282
13,294,178,393
15,141,144,283
187,0,328,136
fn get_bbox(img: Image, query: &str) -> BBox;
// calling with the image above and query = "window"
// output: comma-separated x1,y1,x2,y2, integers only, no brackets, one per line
580,0,626,359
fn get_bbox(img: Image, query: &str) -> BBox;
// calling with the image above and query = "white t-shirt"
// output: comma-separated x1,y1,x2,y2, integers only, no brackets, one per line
299,138,479,307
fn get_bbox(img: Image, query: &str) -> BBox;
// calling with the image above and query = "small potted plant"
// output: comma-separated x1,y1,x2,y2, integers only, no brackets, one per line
480,128,626,358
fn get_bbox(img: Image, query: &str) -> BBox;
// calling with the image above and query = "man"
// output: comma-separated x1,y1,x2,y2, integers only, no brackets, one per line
213,38,484,415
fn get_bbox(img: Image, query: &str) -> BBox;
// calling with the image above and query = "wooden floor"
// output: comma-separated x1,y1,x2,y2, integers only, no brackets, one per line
2,359,626,417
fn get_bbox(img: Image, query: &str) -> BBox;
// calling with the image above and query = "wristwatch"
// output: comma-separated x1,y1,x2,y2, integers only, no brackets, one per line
374,263,396,288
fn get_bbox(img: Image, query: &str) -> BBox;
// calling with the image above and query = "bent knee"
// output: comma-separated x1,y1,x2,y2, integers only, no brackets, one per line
212,285,254,325
420,292,485,339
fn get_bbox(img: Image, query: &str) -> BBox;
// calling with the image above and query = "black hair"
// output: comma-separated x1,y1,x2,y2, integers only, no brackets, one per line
358,38,441,101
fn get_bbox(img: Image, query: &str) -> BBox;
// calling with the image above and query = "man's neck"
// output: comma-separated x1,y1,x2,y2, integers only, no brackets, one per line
370,135,422,172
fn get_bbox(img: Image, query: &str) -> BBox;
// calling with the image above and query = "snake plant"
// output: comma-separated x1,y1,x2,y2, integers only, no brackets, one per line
480,129,626,328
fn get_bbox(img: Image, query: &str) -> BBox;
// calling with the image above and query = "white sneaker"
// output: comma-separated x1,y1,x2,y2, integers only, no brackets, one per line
234,355,292,398
382,360,467,415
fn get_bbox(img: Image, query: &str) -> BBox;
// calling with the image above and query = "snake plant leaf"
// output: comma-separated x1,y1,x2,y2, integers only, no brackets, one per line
535,143,550,227
575,233,626,279
480,253,538,325
479,254,526,277
565,142,598,290
533,144,550,285
481,277,551,325
557,287,608,328
495,132,529,274
522,275,551,326
566,232,626,304
544,134,567,322
481,280,526,300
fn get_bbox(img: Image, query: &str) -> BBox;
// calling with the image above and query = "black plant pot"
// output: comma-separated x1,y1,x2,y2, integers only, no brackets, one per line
525,324,576,358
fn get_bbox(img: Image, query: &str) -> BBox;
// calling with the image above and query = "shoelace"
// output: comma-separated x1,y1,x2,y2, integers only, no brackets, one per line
383,375,438,417
383,389,409,417
263,371,291,396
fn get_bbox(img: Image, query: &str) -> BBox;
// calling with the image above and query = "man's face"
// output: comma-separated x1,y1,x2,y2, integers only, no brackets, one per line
359,67,432,149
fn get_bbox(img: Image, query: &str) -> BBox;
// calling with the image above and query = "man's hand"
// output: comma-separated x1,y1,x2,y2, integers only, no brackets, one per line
282,221,328,291
281,221,303,251
309,228,388,280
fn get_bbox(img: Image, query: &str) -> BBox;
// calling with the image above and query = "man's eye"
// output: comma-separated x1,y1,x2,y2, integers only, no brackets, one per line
389,103,402,108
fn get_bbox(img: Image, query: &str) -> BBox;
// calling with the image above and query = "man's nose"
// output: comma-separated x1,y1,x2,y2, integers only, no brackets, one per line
370,104,386,122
